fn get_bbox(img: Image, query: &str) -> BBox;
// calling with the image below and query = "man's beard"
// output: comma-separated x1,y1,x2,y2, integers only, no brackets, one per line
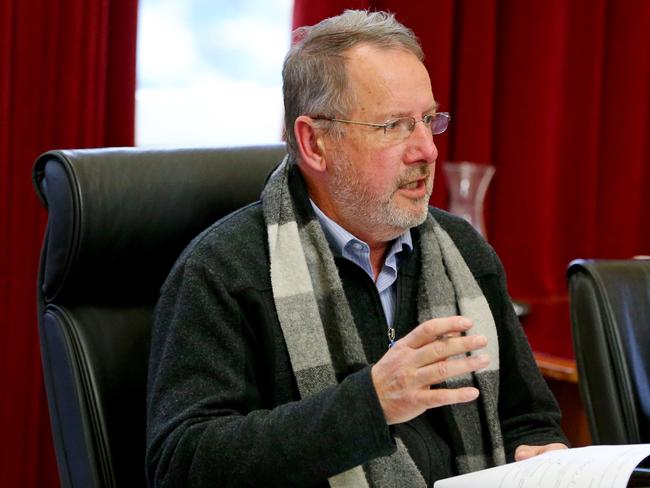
329,153,433,241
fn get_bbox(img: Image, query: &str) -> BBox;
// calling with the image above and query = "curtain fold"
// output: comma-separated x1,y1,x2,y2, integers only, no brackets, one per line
0,0,138,485
293,0,650,358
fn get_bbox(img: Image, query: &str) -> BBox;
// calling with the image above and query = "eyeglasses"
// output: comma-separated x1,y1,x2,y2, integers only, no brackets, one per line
313,112,450,142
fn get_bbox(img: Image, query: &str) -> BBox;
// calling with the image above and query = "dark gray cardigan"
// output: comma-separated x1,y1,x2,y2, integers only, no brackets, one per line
146,198,567,487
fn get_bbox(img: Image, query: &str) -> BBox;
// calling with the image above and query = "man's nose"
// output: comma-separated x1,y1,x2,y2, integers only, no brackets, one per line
404,121,438,164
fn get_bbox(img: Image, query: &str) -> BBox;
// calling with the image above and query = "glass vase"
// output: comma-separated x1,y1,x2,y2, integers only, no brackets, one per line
442,161,496,239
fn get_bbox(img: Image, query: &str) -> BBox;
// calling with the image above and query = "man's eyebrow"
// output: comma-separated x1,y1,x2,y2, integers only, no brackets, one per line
424,103,439,114
387,103,439,119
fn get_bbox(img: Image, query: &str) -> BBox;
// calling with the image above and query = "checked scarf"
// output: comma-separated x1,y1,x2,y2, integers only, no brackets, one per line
262,157,505,487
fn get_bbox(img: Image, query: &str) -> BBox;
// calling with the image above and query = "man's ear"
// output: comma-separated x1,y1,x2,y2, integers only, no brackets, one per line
294,115,327,172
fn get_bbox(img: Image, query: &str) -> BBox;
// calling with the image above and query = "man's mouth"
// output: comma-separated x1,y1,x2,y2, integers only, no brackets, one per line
401,179,422,190
396,176,431,199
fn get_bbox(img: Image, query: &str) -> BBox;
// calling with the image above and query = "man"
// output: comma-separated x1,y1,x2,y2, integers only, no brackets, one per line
146,10,568,487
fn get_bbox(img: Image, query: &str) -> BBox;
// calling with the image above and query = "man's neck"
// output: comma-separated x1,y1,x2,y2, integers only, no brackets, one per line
309,198,401,281
368,243,390,281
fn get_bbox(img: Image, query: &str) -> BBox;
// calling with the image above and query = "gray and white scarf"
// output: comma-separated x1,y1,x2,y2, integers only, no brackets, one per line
262,157,505,487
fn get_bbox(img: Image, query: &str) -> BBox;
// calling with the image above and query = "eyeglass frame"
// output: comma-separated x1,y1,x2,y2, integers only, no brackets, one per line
311,112,451,137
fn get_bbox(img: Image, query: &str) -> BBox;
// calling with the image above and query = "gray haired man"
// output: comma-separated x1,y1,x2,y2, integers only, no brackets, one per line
146,10,568,487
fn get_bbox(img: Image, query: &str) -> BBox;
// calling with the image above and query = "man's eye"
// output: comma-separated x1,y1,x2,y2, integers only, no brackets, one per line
423,114,435,124
384,120,400,131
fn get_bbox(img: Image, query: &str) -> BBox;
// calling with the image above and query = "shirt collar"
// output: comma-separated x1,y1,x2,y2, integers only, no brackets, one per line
309,199,413,259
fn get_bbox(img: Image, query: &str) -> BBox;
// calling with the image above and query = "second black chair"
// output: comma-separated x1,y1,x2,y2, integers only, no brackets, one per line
568,258,650,444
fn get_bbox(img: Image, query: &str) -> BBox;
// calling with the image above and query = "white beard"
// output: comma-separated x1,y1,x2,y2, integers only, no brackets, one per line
329,153,433,241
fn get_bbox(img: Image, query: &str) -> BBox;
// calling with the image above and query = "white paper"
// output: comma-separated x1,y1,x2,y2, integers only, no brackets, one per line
434,444,650,488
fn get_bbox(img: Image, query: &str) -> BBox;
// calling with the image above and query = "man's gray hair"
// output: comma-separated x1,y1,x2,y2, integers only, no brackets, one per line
282,10,424,159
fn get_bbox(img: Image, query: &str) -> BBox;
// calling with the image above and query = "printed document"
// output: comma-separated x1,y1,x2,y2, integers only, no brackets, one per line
434,444,650,488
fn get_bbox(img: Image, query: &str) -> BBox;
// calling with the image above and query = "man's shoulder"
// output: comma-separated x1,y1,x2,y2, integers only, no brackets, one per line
194,201,266,250
173,201,269,279
426,206,498,276
426,206,482,240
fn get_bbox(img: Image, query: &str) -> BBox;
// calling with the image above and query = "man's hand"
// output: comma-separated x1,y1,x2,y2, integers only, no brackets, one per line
371,316,490,425
514,443,569,461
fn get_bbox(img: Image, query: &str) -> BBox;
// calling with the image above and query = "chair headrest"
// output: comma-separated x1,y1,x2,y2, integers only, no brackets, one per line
33,145,286,304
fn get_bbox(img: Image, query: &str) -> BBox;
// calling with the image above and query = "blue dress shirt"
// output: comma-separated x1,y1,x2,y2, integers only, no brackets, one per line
310,200,413,328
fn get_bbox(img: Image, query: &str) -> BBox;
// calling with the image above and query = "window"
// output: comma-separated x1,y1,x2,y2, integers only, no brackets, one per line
136,0,293,147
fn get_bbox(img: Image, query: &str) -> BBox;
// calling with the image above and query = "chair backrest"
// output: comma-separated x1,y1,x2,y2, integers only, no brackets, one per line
33,145,286,488
567,258,650,444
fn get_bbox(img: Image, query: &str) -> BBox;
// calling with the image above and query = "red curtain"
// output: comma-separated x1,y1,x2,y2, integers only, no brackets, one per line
0,0,138,485
293,0,650,358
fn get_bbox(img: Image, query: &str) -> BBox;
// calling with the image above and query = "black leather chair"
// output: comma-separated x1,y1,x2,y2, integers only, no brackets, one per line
568,258,650,444
33,145,285,488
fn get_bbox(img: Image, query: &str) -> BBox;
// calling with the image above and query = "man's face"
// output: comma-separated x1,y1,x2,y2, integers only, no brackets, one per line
322,44,439,243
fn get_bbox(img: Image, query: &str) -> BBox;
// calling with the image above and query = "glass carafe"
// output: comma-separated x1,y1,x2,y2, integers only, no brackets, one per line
442,162,496,238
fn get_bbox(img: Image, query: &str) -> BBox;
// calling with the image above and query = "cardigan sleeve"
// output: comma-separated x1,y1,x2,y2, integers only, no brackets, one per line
484,245,570,460
145,255,395,488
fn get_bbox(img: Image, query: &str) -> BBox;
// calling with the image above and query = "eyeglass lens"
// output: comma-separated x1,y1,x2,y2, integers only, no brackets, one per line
429,114,448,135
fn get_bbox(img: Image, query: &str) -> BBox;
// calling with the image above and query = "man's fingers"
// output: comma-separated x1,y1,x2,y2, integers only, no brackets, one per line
416,354,490,385
373,316,490,425
417,386,480,409
514,445,535,461
414,334,487,366
515,443,568,461
401,316,472,349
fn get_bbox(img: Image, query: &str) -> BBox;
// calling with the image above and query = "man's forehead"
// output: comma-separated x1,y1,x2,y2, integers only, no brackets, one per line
344,43,419,65
343,44,435,117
